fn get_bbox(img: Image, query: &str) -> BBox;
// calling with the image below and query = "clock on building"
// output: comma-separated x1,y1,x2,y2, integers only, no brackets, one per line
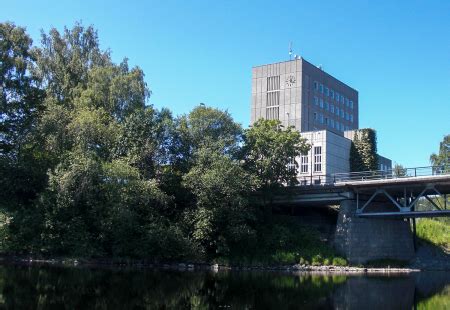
285,75,296,87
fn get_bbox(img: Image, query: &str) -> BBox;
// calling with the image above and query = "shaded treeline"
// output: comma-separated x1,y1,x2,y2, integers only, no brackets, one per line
0,22,323,263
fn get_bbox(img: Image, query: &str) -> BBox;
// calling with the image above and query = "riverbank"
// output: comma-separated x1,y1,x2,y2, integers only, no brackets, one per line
0,255,424,274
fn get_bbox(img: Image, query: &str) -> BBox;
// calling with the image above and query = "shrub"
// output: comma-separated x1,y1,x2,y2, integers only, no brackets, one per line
311,254,323,266
332,257,348,266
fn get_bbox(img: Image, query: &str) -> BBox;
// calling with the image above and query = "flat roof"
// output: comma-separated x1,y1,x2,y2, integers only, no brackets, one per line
252,57,358,93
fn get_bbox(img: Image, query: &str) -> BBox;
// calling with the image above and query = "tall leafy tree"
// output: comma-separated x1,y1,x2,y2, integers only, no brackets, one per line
32,22,110,104
0,22,44,155
430,134,449,173
241,119,310,207
181,105,243,158
0,22,46,214
183,147,257,257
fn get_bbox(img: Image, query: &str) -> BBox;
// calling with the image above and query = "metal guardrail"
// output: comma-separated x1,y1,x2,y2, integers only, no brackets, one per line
296,166,450,186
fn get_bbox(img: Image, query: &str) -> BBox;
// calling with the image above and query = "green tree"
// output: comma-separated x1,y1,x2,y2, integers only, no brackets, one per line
183,147,257,257
0,22,44,155
430,134,449,173
32,22,111,105
158,105,244,214
186,105,242,149
349,129,378,172
241,119,309,209
0,22,46,227
392,163,406,177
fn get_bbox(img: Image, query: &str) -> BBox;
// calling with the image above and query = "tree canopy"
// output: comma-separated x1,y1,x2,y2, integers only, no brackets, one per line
430,134,449,172
0,22,312,260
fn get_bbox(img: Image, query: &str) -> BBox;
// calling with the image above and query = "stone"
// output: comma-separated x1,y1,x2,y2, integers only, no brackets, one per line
334,199,415,264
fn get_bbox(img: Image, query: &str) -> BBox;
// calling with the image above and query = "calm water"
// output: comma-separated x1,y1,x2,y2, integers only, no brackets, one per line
0,264,448,309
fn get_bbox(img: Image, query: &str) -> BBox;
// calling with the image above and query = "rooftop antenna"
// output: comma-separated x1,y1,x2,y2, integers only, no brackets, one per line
289,42,293,60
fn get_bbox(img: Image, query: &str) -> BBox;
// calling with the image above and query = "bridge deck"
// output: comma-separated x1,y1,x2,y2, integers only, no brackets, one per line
275,169,450,218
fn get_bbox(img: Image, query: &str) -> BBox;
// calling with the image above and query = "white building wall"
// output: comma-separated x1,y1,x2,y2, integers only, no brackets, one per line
296,130,351,184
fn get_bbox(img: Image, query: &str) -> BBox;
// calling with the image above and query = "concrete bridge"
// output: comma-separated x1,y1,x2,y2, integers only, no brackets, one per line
272,166,450,264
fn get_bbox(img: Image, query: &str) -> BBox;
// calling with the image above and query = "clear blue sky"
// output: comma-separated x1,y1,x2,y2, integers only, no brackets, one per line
2,0,449,167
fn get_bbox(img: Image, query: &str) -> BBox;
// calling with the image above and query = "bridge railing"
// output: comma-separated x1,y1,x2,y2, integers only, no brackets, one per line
297,174,335,186
296,166,450,186
333,165,450,183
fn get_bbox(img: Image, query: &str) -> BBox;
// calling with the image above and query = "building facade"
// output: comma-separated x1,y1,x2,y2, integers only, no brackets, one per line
251,58,359,134
250,58,391,183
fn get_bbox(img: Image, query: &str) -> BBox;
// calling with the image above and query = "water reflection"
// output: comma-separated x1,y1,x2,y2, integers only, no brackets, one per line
0,264,447,309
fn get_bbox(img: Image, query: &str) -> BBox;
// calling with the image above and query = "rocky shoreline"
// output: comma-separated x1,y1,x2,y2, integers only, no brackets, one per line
0,256,430,273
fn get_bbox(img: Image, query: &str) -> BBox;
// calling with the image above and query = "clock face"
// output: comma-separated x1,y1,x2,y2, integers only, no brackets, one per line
285,75,296,87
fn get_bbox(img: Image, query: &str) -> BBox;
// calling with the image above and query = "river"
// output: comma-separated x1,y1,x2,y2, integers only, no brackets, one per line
0,264,448,309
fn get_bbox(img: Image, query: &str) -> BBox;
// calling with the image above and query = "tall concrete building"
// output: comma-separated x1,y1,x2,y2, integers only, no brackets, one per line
250,58,390,183
251,58,359,134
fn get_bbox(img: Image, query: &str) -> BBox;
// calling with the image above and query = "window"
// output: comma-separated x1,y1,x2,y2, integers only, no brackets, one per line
266,88,280,120
336,107,339,116
267,76,280,91
287,157,296,173
345,98,349,107
301,155,308,173
320,113,324,124
314,112,318,121
266,106,279,120
314,96,319,106
335,92,339,101
314,146,322,172
314,81,319,91
319,84,324,93
330,89,334,99
319,99,323,108
350,100,353,109
267,91,280,107
330,104,334,113
341,123,345,131
325,101,329,111
331,119,335,128
341,109,344,118
350,114,353,122
336,121,340,130
325,87,329,96
345,112,349,121
341,94,344,104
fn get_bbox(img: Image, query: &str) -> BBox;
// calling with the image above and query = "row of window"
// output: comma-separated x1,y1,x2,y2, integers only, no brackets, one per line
266,106,279,120
313,96,354,122
313,81,354,109
267,91,280,107
267,76,280,91
299,146,322,173
313,112,351,131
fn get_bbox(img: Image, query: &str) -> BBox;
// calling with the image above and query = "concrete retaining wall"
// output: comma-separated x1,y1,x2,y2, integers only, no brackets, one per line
334,199,415,264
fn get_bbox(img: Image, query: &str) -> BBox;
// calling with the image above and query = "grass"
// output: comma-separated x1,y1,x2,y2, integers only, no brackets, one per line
218,215,348,267
416,285,450,310
416,218,450,251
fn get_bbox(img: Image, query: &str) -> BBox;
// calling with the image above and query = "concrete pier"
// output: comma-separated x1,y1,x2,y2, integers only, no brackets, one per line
334,199,415,264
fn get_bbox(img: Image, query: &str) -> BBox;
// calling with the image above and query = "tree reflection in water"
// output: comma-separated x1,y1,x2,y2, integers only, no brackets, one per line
0,264,447,309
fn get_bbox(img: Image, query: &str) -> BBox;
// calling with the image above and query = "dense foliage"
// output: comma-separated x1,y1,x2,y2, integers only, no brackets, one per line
430,134,449,172
0,22,321,262
349,128,378,172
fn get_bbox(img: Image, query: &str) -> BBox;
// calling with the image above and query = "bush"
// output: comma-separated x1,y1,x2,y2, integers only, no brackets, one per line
311,254,323,266
332,257,348,266
298,257,310,266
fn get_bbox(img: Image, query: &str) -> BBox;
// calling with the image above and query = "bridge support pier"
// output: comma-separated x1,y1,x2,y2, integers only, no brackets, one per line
334,199,415,264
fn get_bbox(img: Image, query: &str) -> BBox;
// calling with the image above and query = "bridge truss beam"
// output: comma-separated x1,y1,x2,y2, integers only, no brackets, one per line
355,183,449,218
